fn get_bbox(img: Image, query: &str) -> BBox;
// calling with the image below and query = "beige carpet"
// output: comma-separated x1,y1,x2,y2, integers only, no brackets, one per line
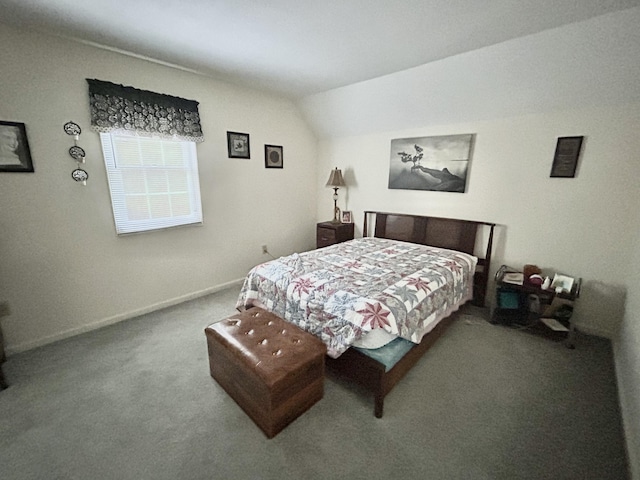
0,287,629,480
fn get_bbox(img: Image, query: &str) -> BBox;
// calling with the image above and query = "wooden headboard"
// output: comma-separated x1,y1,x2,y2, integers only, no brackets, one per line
363,211,495,307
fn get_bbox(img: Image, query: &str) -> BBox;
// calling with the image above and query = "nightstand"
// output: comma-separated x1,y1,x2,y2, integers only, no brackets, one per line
491,271,581,348
317,221,354,248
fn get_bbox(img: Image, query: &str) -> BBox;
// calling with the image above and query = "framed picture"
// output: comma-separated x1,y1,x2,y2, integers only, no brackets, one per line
0,120,34,172
550,136,583,178
227,131,250,159
388,133,474,193
341,210,353,223
264,144,283,169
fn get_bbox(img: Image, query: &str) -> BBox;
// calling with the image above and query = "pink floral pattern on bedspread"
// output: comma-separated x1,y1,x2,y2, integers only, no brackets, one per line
236,238,477,358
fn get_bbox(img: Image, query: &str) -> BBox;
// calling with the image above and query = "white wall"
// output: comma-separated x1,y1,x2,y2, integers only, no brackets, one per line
0,24,318,353
301,7,640,139
300,8,640,476
616,206,640,479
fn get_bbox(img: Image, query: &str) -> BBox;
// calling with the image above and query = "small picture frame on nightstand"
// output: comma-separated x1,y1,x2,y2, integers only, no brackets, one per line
341,210,352,223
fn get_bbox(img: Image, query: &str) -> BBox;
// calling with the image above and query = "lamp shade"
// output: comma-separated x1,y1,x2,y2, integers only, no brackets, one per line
325,168,345,187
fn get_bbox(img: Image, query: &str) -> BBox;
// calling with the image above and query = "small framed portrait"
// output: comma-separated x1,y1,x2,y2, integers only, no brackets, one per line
0,120,34,172
550,136,584,178
227,131,250,159
341,210,353,223
264,144,283,169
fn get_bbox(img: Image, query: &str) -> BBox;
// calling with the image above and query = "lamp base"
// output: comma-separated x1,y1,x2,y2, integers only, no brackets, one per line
332,203,340,223
331,189,342,223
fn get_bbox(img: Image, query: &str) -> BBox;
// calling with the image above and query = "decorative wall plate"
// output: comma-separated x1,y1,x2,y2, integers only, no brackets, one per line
63,121,81,136
69,145,86,160
71,168,88,182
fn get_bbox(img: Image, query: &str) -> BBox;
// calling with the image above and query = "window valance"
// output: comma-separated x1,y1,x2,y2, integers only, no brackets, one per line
87,79,204,143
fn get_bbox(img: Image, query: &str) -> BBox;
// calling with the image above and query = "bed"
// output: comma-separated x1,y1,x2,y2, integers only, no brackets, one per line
236,211,495,417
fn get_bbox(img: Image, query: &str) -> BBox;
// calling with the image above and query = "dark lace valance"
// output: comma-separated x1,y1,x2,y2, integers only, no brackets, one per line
87,79,204,143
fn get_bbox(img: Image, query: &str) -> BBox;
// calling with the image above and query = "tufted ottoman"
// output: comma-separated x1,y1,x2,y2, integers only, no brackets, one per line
205,307,326,438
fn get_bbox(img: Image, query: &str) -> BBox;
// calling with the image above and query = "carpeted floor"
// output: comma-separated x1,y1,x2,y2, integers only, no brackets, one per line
0,287,629,480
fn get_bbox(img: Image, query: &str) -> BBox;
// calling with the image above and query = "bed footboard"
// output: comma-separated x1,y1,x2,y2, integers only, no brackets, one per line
325,312,457,417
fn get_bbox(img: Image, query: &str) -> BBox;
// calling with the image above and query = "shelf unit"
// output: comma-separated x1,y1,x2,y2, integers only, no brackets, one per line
491,272,581,348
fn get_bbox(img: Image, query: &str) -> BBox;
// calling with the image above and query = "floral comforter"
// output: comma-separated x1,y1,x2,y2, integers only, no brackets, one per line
236,237,477,358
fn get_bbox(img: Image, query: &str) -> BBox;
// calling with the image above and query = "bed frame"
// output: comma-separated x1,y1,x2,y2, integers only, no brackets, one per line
325,211,496,417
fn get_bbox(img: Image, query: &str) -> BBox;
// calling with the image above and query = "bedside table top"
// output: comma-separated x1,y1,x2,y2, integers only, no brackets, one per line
317,221,353,230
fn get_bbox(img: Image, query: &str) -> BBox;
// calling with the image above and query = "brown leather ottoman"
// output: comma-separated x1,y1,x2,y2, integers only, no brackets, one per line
205,307,326,438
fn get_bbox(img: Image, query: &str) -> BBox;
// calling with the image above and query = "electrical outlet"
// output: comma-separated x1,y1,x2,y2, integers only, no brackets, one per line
261,245,268,254
0,301,10,317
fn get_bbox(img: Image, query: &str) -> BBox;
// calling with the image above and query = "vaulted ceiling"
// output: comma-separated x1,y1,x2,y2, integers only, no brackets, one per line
0,0,638,98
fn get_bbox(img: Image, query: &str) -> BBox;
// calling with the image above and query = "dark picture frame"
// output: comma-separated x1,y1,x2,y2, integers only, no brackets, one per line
264,144,283,169
550,136,584,178
0,120,34,172
227,131,250,159
388,133,474,193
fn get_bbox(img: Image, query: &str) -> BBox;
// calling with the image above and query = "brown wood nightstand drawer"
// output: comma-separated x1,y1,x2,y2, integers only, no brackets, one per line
317,227,336,247
316,222,354,248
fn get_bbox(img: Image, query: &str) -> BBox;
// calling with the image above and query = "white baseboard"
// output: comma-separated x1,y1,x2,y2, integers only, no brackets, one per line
6,278,244,355
613,343,640,480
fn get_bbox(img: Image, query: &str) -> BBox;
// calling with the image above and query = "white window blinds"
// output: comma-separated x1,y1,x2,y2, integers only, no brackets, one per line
100,133,203,235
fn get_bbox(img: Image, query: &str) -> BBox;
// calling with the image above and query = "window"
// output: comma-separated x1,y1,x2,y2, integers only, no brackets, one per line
100,133,203,235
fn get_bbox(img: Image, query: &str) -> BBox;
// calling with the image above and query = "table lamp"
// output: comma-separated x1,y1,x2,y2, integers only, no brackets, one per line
325,167,346,223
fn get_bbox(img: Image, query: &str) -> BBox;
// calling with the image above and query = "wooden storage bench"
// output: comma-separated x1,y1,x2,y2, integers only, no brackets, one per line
205,307,326,438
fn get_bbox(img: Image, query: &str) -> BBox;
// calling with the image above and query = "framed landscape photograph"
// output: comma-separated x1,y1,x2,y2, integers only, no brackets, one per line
550,136,583,178
0,120,34,172
226,131,250,159
388,133,473,193
264,144,283,169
